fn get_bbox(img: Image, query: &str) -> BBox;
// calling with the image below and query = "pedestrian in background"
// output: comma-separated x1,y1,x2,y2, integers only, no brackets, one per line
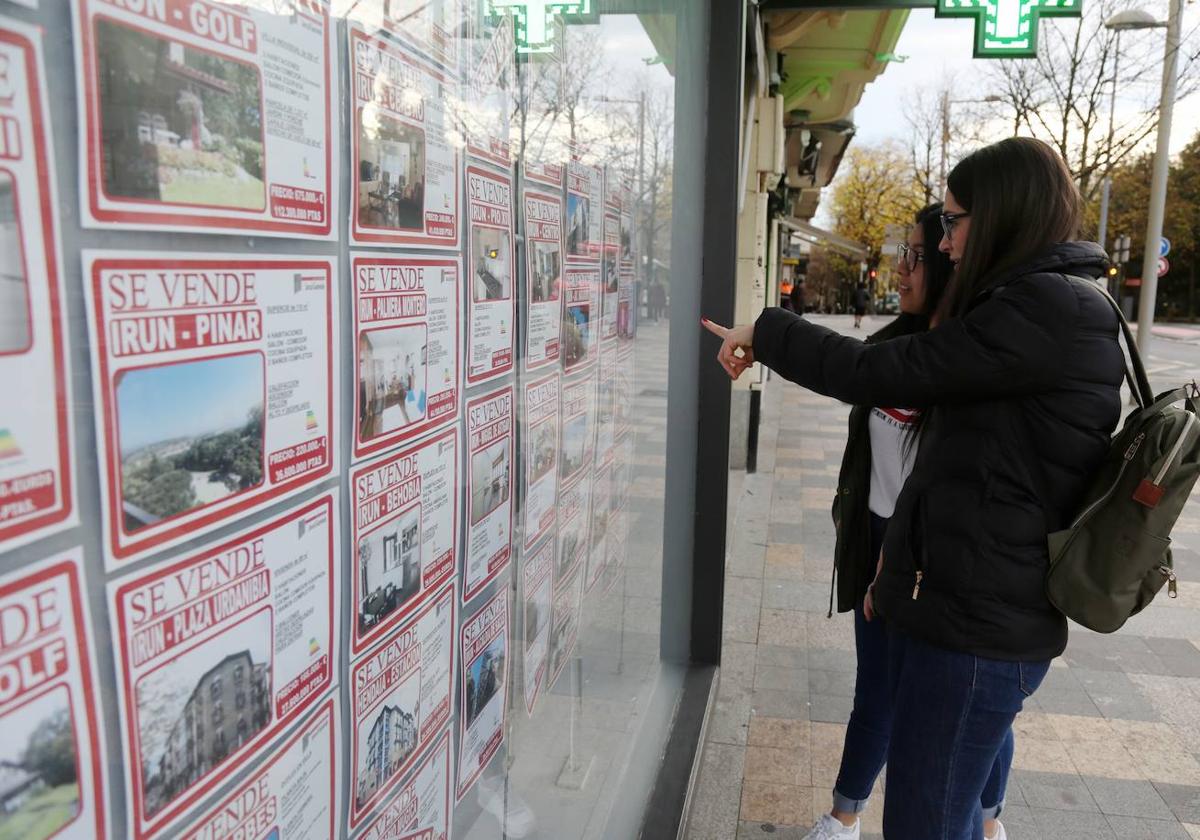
704,137,1125,840
852,282,869,328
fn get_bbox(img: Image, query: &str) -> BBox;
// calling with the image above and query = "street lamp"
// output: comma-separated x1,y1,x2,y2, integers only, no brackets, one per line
939,94,1005,199
1105,1,1182,357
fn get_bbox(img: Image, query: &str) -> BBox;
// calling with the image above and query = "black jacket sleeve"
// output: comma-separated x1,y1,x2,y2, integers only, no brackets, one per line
752,275,1083,408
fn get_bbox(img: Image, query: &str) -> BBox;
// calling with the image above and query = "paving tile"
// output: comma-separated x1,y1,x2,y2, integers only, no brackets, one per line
764,545,805,580
759,609,809,648
767,522,806,544
1012,710,1061,742
1044,712,1117,742
1083,776,1173,818
735,821,809,840
750,688,811,719
1013,737,1077,774
1030,807,1117,838
757,644,807,670
748,716,810,751
1152,782,1200,824
997,804,1043,839
808,693,853,724
1184,823,1200,838
708,691,754,746
745,744,811,787
1013,770,1100,812
762,580,831,613
740,780,812,826
807,669,856,698
686,742,746,840
755,665,809,694
807,647,857,674
1136,750,1200,786
1063,739,1144,780
1108,719,1184,755
1032,688,1104,717
1104,815,1193,839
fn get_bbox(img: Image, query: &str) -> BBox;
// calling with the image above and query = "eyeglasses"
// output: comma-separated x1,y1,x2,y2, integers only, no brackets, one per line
897,243,925,271
940,211,970,240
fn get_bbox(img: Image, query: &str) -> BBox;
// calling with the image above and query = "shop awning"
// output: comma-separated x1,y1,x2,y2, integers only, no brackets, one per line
778,218,868,260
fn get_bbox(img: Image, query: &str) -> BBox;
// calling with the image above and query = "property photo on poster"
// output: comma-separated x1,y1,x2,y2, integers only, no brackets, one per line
586,462,614,592
561,266,599,374
349,582,455,831
559,372,596,488
565,158,602,261
178,699,338,840
457,590,508,801
522,188,564,371
353,254,461,461
85,253,335,568
464,386,514,604
522,373,559,550
601,212,621,340
109,494,338,840
466,164,514,384
547,567,583,690
74,0,334,236
0,21,76,551
350,25,458,248
522,537,553,716
555,475,591,587
356,730,451,840
350,426,458,656
0,553,106,840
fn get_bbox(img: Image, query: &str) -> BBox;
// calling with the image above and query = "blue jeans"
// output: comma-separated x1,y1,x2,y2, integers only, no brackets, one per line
883,629,1049,840
832,514,1015,822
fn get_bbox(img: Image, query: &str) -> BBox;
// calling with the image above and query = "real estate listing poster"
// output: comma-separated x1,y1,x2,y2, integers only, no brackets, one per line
594,341,617,470
615,347,634,439
465,163,515,384
454,9,513,169
619,179,635,268
0,19,77,551
521,372,559,550
83,252,335,568
585,461,613,592
350,24,459,249
523,159,563,191
356,730,451,840
108,493,339,840
618,267,635,340
352,253,461,462
521,536,553,716
555,471,591,588
73,0,334,237
601,211,621,341
349,581,455,832
561,265,599,374
350,425,459,657
0,551,107,840
177,697,339,840
522,187,564,371
340,0,463,70
565,157,602,263
546,566,583,690
456,589,508,802
559,371,597,489
464,386,513,604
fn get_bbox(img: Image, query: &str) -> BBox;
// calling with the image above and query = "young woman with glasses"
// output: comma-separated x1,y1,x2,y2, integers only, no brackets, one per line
704,137,1124,839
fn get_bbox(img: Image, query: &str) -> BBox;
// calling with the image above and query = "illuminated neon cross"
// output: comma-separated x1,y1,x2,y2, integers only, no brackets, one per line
488,0,591,54
937,0,1082,58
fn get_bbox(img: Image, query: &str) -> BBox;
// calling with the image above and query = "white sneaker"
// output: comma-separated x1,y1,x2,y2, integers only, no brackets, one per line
984,820,1007,840
802,813,861,840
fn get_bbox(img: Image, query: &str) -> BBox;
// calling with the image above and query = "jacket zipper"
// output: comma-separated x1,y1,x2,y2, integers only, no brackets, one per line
1153,413,1196,485
911,570,923,600
1160,565,1179,598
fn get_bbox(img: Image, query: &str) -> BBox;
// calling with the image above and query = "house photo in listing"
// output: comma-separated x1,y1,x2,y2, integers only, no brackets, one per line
472,225,511,301
530,240,561,303
566,193,591,257
358,113,426,231
358,327,428,442
471,440,510,526
115,353,265,534
356,675,419,809
464,636,505,728
358,510,422,635
94,19,265,211
0,688,82,840
0,173,30,355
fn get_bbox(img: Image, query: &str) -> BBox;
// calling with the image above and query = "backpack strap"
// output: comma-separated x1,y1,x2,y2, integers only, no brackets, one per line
1069,278,1155,409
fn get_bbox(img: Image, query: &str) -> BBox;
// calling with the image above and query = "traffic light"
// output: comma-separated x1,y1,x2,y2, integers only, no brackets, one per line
869,269,877,280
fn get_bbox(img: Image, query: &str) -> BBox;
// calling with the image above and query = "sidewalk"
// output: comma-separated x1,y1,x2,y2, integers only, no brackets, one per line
685,317,1200,840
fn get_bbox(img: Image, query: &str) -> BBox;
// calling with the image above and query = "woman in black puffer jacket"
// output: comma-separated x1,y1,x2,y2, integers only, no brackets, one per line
704,137,1124,840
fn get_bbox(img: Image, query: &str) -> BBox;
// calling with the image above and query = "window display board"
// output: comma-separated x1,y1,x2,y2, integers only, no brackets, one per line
72,0,335,238
555,470,591,588
107,493,339,840
0,551,107,840
350,24,459,249
177,698,339,840
456,9,514,170
0,19,77,550
521,535,553,716
83,252,336,568
464,385,514,604
522,185,565,371
349,581,455,833
456,588,508,801
349,425,459,657
352,253,461,462
521,372,559,551
465,163,515,384
356,730,451,840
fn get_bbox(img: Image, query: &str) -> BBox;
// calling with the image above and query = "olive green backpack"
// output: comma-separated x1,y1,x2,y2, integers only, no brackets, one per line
1044,282,1200,633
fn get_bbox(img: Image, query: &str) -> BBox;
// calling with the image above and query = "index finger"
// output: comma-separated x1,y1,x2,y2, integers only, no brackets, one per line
701,318,730,339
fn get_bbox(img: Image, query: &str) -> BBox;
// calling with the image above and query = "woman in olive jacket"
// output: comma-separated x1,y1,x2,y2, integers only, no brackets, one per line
705,138,1125,840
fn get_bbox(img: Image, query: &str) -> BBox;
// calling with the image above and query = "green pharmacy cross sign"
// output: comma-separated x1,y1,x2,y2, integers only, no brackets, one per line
937,0,1082,58
487,0,592,54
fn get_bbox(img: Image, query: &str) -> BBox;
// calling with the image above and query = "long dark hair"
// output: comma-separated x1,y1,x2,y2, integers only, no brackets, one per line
938,137,1082,319
912,202,953,318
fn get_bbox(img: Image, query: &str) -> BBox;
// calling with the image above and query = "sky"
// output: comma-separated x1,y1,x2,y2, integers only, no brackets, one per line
116,354,263,454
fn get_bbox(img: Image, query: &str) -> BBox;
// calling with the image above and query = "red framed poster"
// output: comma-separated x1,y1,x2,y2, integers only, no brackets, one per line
524,160,564,191
108,493,339,840
565,157,602,263
0,551,108,839
352,253,461,462
594,339,618,470
601,210,621,341
465,163,515,384
585,460,614,592
356,729,451,840
464,385,514,604
0,19,76,551
455,10,514,169
349,24,460,249
521,535,553,716
554,468,591,589
177,698,339,840
456,588,508,802
546,565,582,690
561,265,600,374
72,0,335,238
83,252,336,568
521,372,559,551
349,581,455,832
345,0,463,71
559,371,597,488
349,425,459,657
522,187,564,371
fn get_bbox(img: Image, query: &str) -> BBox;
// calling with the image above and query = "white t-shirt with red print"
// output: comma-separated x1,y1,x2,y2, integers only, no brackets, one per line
868,407,920,518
